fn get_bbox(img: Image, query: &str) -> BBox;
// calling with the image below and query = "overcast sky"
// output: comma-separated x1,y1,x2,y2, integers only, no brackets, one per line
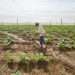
0,0,75,23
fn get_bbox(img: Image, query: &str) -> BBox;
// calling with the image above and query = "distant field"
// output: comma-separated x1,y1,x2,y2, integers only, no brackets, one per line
0,25,75,33
0,24,75,38
44,25,75,33
0,25,75,38
0,25,36,32
0,25,75,32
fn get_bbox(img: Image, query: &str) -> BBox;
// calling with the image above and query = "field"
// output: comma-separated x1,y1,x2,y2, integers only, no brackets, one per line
0,25,75,75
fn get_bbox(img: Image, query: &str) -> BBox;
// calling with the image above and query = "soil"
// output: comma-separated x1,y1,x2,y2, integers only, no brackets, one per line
0,32,75,75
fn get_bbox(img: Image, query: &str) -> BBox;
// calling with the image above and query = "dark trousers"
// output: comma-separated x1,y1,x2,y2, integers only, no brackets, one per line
39,36,46,54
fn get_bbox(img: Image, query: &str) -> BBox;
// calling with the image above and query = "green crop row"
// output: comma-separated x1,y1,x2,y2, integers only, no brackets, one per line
3,51,48,63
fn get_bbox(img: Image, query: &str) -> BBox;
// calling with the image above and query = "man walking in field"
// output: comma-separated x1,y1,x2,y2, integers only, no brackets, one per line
35,23,46,54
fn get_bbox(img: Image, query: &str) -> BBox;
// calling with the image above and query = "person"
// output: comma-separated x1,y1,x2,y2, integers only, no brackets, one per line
35,22,39,27
35,23,46,54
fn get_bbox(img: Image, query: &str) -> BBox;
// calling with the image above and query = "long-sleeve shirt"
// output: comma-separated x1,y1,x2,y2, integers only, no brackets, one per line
37,25,46,37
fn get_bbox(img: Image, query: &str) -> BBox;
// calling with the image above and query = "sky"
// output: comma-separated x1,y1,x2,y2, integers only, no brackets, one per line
0,0,75,23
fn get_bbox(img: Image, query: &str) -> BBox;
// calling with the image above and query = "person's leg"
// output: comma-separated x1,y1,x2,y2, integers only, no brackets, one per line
39,38,46,54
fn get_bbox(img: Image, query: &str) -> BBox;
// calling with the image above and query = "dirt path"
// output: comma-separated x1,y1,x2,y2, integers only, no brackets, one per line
0,31,25,42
